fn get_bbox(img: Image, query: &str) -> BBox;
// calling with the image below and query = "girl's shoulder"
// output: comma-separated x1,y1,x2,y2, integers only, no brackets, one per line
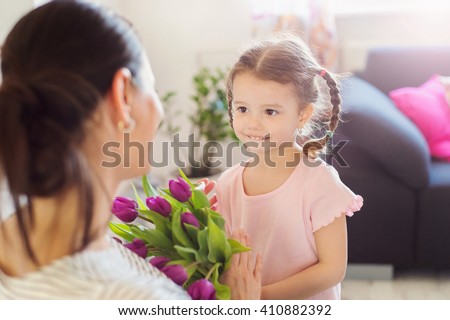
298,157,338,181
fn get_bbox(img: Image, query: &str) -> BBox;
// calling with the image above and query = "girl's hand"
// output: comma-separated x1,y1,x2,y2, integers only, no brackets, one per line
221,229,262,300
197,178,218,210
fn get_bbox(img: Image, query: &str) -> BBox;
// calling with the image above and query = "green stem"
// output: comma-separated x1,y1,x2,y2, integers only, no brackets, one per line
187,261,201,269
197,266,209,276
205,262,220,280
187,199,195,211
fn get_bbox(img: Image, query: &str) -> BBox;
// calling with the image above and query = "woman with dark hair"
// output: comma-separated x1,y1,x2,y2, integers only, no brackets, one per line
0,0,188,299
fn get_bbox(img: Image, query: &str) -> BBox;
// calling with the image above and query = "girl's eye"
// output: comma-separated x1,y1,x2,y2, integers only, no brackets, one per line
265,109,278,116
236,106,247,113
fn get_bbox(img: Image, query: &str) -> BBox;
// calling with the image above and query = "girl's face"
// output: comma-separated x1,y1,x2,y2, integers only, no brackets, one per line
231,72,307,155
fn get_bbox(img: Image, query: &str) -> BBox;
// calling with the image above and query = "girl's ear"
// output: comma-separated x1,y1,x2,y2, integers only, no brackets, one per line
298,103,314,129
107,68,134,127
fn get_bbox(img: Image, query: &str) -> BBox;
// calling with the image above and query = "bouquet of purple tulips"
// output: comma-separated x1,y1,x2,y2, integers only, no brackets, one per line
109,169,249,300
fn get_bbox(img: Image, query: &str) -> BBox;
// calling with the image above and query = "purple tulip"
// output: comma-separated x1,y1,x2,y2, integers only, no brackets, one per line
181,212,200,228
146,196,172,217
168,177,192,202
161,264,188,286
187,279,216,300
111,196,138,223
124,238,148,259
150,256,171,270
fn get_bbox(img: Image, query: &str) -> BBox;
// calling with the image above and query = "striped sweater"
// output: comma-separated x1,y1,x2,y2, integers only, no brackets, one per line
0,240,190,300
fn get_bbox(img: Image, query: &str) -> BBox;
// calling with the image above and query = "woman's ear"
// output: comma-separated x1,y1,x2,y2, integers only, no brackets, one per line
108,68,134,126
298,103,314,129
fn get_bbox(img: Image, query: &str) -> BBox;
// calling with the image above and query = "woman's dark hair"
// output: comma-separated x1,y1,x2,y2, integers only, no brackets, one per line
0,0,143,262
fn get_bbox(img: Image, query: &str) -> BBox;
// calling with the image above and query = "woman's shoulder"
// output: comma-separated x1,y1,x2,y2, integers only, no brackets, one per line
78,240,189,299
0,240,189,299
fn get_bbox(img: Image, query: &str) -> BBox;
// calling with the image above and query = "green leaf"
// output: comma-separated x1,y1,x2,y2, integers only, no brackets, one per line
174,245,199,261
191,189,210,209
131,184,147,210
228,239,251,254
197,228,209,264
166,259,190,267
171,209,194,248
212,262,231,300
108,222,135,243
142,175,158,197
137,209,170,237
206,216,231,264
130,226,174,253
205,208,225,230
184,223,200,247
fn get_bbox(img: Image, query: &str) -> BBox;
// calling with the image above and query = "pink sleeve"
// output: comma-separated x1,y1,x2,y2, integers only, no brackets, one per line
309,165,363,233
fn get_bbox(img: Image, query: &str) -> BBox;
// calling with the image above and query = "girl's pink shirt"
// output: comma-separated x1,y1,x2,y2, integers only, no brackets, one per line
216,159,363,300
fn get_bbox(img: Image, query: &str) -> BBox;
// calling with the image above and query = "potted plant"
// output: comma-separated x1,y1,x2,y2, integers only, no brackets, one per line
157,68,234,179
159,90,180,136
186,67,234,178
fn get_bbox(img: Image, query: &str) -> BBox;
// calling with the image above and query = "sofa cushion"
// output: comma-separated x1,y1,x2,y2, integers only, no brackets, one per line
389,75,450,161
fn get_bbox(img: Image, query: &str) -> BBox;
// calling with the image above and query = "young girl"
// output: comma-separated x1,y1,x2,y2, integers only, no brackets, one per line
216,34,363,300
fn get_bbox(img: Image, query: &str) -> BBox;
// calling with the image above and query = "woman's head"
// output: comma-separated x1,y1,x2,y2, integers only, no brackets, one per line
0,0,162,260
227,34,341,157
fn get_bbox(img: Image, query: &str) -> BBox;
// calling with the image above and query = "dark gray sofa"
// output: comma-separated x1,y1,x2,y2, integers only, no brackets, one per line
334,47,450,269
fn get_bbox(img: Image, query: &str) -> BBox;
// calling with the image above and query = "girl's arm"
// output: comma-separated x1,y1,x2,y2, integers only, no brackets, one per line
261,215,347,300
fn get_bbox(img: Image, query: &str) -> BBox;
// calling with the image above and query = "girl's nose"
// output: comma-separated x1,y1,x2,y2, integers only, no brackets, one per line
246,114,263,130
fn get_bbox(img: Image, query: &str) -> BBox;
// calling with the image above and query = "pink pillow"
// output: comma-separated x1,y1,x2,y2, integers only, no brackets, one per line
389,75,450,161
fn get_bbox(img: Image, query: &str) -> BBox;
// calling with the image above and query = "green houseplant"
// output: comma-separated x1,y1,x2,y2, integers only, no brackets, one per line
187,67,234,178
158,67,234,178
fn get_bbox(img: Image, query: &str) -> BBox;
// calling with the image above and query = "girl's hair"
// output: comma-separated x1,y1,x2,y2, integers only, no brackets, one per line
226,33,341,157
0,0,143,262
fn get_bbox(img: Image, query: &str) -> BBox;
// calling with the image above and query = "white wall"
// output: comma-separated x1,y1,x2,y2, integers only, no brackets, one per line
117,0,253,178
115,0,450,113
336,10,450,71
0,0,33,46
120,0,252,129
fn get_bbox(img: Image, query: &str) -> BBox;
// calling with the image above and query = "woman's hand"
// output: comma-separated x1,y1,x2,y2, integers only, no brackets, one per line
221,229,262,300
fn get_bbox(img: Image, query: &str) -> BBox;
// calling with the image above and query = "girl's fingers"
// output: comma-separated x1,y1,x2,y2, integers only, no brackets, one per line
246,234,254,270
209,194,217,207
238,231,249,267
254,252,263,280
230,229,241,267
204,179,216,195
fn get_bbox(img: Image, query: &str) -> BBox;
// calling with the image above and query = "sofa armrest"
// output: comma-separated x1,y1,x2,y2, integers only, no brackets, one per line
338,76,430,189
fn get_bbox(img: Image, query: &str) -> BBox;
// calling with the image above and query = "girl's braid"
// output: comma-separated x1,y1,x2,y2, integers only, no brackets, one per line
226,78,234,129
322,70,342,133
302,69,341,158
